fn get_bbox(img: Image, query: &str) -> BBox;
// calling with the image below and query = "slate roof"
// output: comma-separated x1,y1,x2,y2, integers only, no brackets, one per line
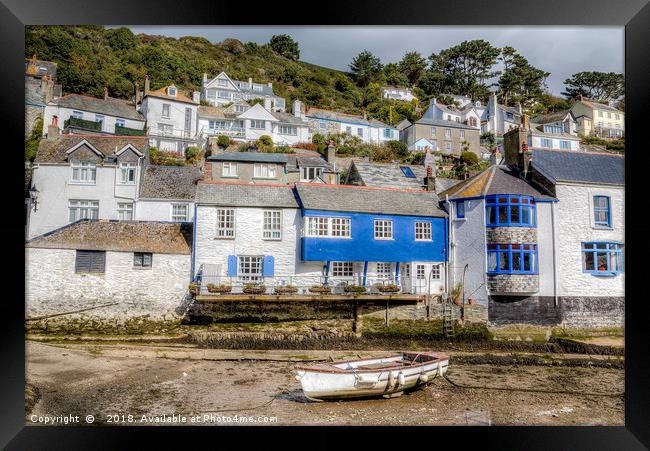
270,111,309,126
34,135,148,164
139,165,203,200
532,149,624,185
196,182,299,208
198,105,226,119
529,122,581,140
578,100,623,113
231,79,276,97
52,94,144,121
26,220,193,254
414,117,476,130
439,165,555,201
350,161,461,193
395,119,411,130
295,183,446,217
306,108,394,129
207,152,288,163
531,110,572,125
286,155,336,173
25,58,57,79
146,86,197,104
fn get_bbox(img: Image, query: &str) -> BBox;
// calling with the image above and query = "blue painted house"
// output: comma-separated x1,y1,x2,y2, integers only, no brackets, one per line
295,183,448,294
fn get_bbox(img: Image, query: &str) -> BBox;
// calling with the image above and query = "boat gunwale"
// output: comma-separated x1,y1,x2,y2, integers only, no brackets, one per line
295,352,449,374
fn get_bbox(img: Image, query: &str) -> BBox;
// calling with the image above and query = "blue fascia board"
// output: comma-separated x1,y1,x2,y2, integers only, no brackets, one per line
301,209,447,263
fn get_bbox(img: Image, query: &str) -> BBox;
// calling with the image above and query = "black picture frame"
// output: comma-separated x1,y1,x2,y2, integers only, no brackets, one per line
2,0,648,448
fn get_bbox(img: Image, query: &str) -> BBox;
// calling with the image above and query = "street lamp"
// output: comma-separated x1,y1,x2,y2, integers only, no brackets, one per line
29,185,39,211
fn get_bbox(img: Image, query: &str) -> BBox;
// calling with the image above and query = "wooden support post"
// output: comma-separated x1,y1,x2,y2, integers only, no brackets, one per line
352,299,362,336
385,297,390,327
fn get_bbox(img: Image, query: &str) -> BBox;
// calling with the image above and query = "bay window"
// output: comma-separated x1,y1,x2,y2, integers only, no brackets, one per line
485,195,536,227
487,244,538,275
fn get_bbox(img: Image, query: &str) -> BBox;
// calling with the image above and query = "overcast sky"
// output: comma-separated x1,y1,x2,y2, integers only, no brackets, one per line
120,26,624,96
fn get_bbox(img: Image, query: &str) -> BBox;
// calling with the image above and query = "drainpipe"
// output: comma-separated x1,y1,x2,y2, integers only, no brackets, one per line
395,262,400,285
324,260,331,285
191,203,198,282
551,200,559,308
362,261,368,287
446,194,454,299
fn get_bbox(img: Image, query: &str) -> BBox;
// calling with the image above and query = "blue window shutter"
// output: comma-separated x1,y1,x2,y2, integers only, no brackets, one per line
262,256,275,277
227,255,237,277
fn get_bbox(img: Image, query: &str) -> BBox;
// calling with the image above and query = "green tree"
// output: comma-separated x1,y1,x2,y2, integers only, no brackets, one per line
498,46,549,107
257,135,273,150
460,150,478,166
386,140,409,159
25,117,43,162
105,27,137,51
398,51,427,87
383,63,409,87
216,135,232,149
349,50,383,87
562,71,625,102
269,34,300,61
429,40,501,102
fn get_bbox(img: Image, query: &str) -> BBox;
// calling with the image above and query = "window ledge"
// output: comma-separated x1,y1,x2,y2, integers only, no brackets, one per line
133,266,153,271
587,272,620,278
221,176,239,179
262,238,282,241
453,218,467,222
69,182,97,186
592,226,614,231
214,236,236,240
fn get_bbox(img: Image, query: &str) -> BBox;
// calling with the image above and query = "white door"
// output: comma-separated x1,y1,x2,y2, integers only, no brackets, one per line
402,264,412,293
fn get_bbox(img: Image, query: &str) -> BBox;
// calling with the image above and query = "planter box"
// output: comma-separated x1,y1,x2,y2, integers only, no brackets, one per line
377,285,400,293
309,286,332,294
274,287,298,295
243,286,266,295
344,286,367,294
207,284,232,294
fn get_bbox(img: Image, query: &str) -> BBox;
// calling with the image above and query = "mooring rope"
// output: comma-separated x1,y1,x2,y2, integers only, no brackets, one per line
441,373,624,397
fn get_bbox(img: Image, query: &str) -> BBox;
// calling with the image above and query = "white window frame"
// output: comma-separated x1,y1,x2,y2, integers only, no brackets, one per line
431,264,441,280
70,161,97,185
374,219,393,240
415,221,432,241
331,261,354,277
445,128,451,138
168,86,177,96
416,264,426,280
69,199,99,222
119,162,137,185
222,162,238,178
216,208,235,238
376,262,392,280
116,118,125,128
117,202,134,220
162,104,171,119
250,119,266,130
300,167,324,182
253,163,277,179
460,130,465,139
171,204,189,222
345,126,352,134
279,125,297,136
238,256,263,281
95,114,105,129
445,141,452,151
72,110,83,119
305,217,351,238
263,210,282,240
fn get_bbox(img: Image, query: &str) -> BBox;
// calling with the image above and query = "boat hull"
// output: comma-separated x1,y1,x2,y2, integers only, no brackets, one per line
295,353,449,401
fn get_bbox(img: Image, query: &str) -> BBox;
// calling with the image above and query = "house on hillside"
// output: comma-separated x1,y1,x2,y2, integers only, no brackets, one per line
381,86,416,102
439,118,624,327
192,182,448,295
530,110,578,136
400,116,480,156
139,78,201,153
201,71,286,112
43,92,145,138
25,55,61,138
26,220,193,324
345,160,460,193
27,134,147,239
305,108,398,145
569,98,624,139
202,148,339,184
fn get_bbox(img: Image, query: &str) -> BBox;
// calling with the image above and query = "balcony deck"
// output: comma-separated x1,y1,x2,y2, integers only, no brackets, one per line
195,293,425,303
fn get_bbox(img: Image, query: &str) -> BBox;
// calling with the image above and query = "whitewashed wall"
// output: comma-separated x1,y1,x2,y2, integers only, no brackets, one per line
535,202,556,297
554,183,625,297
135,200,195,222
25,248,191,323
141,96,198,140
28,163,140,239
43,105,145,137
531,135,581,151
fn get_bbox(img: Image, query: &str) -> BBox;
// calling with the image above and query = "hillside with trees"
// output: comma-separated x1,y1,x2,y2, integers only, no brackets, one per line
26,26,624,126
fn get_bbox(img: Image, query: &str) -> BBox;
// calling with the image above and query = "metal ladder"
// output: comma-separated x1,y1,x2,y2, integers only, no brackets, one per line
442,298,455,339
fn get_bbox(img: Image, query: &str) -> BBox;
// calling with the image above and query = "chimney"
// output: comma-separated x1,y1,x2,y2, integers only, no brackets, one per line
424,164,436,192
267,82,273,88
517,101,522,115
503,114,532,178
263,97,272,110
324,140,336,163
203,72,208,84
577,95,583,101
293,99,303,119
248,77,253,86
192,91,201,104
47,120,60,138
44,76,54,104
51,115,58,128
431,98,437,105
489,147,501,165
104,86,109,100
144,76,150,96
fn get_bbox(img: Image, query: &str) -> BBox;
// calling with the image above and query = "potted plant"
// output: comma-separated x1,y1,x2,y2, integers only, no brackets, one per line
207,283,232,294
188,282,199,295
468,298,476,305
376,283,400,293
451,283,463,305
243,283,266,295
274,285,298,295
309,285,332,294
344,284,367,294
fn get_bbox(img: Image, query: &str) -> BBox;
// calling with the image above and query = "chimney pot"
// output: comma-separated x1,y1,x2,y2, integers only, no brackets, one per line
248,77,253,85
104,86,108,100
144,76,150,96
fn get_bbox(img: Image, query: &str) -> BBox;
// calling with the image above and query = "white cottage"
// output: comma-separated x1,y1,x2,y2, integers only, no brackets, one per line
26,220,193,325
27,134,147,239
201,71,285,112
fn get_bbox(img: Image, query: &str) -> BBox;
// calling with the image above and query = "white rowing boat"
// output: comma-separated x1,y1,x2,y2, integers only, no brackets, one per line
294,352,449,401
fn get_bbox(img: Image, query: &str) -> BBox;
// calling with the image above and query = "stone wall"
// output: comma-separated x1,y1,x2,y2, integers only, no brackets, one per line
26,248,192,328
488,295,624,328
485,227,536,244
487,274,539,294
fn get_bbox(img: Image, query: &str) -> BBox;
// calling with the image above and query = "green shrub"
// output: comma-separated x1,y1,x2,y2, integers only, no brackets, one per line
312,133,326,147
216,135,232,149
386,140,409,158
370,145,396,163
184,146,201,163
460,151,479,166
257,135,273,148
25,117,43,162
238,141,254,152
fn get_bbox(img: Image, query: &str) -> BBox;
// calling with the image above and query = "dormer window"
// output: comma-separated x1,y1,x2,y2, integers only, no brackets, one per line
70,161,97,184
253,84,263,92
167,86,177,97
217,78,228,87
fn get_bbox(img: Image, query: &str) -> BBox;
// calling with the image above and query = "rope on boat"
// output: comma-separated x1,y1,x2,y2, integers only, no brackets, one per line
187,389,290,416
440,373,624,398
